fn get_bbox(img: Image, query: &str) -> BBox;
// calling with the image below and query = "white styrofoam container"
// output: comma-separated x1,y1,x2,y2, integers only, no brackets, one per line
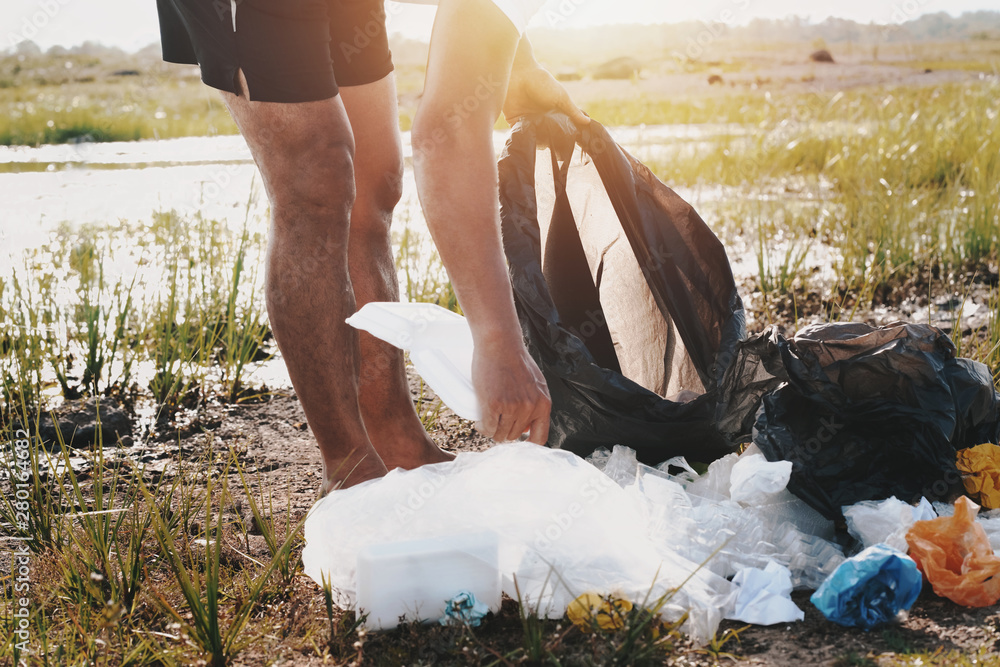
356,530,501,630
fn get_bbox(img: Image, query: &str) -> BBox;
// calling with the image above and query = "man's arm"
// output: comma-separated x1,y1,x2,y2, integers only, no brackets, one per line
412,0,580,444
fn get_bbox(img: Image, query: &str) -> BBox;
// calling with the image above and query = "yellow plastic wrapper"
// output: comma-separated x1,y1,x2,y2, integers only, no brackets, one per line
956,443,1000,510
566,592,634,632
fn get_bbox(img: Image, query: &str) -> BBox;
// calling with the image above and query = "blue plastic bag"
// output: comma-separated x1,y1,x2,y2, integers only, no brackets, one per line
810,544,922,629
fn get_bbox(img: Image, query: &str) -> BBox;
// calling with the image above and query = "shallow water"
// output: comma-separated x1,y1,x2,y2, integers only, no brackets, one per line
0,124,749,263
0,121,886,343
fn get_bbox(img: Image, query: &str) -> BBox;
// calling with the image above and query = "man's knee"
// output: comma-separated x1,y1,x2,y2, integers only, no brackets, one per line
355,157,404,220
349,162,403,251
272,138,357,219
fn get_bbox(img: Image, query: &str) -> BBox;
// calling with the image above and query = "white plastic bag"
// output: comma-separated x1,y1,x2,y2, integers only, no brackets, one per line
346,302,481,421
599,446,843,588
843,496,936,552
303,443,735,642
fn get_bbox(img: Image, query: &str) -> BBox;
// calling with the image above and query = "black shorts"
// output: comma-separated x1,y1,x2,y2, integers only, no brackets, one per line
156,0,394,103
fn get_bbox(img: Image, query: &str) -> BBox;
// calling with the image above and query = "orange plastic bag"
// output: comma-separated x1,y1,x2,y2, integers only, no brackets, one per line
905,496,1000,607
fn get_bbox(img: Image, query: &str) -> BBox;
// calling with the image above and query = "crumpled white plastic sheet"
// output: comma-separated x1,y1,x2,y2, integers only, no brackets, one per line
843,496,937,552
729,454,792,505
303,443,736,642
979,513,1000,553
729,561,804,625
591,445,845,590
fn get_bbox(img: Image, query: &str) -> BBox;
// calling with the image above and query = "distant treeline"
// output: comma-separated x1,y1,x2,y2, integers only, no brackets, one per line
4,39,161,59
529,10,1000,46
4,9,998,64
522,10,1000,68
730,10,1000,42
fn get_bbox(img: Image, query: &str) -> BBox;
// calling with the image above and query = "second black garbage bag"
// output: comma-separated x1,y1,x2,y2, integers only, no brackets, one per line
753,322,1000,520
497,114,771,465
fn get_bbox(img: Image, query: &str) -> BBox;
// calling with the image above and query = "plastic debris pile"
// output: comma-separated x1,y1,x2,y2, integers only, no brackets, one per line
315,301,1000,641
956,443,1000,510
753,322,1000,521
589,445,845,590
907,497,1000,607
440,591,490,628
304,442,737,642
844,496,936,552
304,438,1000,641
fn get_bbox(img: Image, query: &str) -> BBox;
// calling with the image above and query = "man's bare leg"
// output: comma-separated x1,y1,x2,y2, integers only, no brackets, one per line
339,74,454,470
221,71,388,492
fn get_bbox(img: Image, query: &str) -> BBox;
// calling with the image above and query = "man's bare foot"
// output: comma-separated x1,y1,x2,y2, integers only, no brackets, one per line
318,449,389,499
367,422,455,471
383,441,455,471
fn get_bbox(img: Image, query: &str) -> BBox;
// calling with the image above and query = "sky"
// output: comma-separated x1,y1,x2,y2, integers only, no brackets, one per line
1,0,996,53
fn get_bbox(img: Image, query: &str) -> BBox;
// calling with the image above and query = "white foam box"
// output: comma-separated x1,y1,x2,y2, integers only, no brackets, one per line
356,530,501,630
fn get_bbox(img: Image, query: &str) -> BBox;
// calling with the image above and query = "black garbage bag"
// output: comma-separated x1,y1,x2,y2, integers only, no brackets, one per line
497,114,773,465
753,321,1000,520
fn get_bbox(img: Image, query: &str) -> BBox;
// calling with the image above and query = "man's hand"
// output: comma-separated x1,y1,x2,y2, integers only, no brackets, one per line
503,38,589,127
472,336,551,445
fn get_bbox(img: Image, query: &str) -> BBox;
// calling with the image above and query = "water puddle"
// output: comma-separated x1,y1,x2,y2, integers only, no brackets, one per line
0,123,773,258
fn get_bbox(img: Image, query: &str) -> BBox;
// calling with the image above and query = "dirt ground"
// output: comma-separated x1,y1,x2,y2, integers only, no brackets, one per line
394,50,986,126
562,61,979,105
130,372,997,666
724,592,999,665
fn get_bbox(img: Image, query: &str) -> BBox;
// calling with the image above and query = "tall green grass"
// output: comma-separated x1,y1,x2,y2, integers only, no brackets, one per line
0,211,273,419
139,447,307,665
0,198,465,425
0,69,238,146
0,404,315,666
642,81,1000,303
